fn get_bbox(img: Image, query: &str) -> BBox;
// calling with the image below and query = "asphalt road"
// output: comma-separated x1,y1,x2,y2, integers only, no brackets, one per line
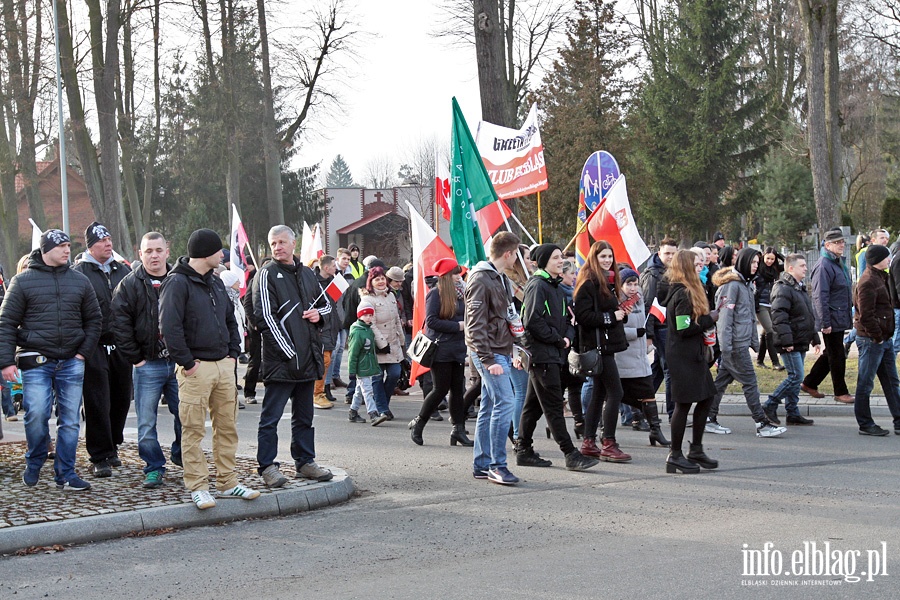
1,372,899,599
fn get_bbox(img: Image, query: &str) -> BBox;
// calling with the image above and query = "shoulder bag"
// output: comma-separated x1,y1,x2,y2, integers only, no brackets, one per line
407,330,438,368
568,290,604,377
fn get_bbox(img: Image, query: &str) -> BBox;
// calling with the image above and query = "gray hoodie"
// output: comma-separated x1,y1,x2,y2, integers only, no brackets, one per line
614,292,653,379
713,267,759,354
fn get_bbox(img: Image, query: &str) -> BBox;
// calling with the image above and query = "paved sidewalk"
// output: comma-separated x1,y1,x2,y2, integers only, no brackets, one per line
0,439,354,554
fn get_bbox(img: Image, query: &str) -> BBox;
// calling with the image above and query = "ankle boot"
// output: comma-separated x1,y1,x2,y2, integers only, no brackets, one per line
573,421,584,439
643,401,671,447
324,384,336,403
581,436,602,458
408,416,425,446
450,423,474,446
666,449,700,474
600,438,632,462
687,443,718,469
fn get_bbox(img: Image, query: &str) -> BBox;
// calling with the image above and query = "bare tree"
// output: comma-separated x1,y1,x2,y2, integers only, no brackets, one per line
362,154,397,189
397,135,440,218
0,84,19,269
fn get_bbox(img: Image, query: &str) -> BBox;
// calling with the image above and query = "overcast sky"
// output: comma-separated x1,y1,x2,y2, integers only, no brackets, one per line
294,2,485,183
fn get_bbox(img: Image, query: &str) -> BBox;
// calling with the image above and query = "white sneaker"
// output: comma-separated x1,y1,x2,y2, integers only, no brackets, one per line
705,419,732,434
192,490,216,509
218,483,261,500
756,422,787,438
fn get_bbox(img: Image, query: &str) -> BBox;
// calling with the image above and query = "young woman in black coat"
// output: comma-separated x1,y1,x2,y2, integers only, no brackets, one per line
663,250,720,474
756,247,785,370
408,258,472,447
573,241,632,463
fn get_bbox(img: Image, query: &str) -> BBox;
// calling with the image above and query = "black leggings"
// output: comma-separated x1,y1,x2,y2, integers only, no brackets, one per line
418,361,466,425
584,355,623,440
670,398,712,451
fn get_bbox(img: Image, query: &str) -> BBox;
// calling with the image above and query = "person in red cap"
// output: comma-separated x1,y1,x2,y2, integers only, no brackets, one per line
347,300,386,425
409,258,472,446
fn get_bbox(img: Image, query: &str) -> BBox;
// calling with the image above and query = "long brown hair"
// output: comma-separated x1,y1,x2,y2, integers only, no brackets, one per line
436,267,462,319
666,250,709,320
574,240,622,301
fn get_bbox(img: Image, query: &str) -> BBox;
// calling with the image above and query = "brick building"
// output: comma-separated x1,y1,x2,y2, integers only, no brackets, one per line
15,158,95,251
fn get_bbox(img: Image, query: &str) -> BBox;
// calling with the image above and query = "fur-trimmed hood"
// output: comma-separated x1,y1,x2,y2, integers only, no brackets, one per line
712,266,742,287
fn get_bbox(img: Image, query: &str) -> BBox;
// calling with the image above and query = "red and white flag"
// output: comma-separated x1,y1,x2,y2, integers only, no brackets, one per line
407,201,456,384
230,204,251,297
586,175,650,268
324,274,349,302
649,297,667,324
475,199,513,245
435,150,451,221
311,224,324,259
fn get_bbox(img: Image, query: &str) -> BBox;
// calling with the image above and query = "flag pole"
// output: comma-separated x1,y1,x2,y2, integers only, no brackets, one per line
505,209,537,245
231,203,259,268
537,191,543,243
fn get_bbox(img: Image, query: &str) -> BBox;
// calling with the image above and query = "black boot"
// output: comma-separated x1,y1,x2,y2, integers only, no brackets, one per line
687,443,718,469
324,384,336,403
666,449,700,474
631,409,650,431
643,401,671,447
450,423,474,446
408,416,425,446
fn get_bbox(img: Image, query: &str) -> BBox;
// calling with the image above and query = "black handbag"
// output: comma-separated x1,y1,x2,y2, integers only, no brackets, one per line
568,293,604,377
407,330,438,368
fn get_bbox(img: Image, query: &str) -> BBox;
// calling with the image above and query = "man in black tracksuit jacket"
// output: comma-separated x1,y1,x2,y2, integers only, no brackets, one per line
73,221,132,477
111,232,182,486
517,244,598,472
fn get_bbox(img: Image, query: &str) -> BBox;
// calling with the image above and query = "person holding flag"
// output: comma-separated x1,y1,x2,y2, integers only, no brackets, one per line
408,258,471,447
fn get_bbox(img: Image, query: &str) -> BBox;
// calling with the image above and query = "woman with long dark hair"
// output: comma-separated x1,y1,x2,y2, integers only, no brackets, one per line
756,247,784,370
573,241,631,462
663,250,719,473
409,258,472,446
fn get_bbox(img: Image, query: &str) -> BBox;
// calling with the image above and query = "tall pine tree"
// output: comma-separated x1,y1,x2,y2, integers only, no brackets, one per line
325,155,355,187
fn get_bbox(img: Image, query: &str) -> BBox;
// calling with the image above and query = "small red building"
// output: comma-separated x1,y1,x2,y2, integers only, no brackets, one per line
15,158,95,250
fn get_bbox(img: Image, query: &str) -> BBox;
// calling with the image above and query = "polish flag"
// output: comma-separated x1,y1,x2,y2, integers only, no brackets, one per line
300,222,314,264
230,204,251,297
407,201,456,384
311,224,324,259
28,218,42,251
649,297,667,324
324,273,349,302
435,150,451,221
476,199,512,245
586,175,651,268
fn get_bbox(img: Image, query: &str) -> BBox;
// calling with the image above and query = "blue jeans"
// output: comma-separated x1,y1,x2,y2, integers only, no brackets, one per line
21,357,85,483
133,358,182,474
1,382,15,417
854,336,900,429
893,310,900,355
350,375,377,414
372,362,401,414
328,329,347,385
470,352,514,470
765,351,805,417
581,376,593,414
257,380,316,470
509,365,528,439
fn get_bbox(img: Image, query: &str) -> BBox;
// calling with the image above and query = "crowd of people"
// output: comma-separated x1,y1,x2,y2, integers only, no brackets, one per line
2,221,900,499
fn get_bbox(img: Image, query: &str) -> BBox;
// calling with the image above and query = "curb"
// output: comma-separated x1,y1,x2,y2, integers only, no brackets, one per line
717,401,892,418
0,467,355,555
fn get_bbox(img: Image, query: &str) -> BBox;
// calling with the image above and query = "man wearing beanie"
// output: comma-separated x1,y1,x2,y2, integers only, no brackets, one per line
517,244,599,472
852,244,900,436
74,221,133,477
801,229,855,404
0,230,101,490
251,225,333,488
159,228,260,508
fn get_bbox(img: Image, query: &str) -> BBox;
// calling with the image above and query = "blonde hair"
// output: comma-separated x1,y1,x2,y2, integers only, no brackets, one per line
666,250,709,320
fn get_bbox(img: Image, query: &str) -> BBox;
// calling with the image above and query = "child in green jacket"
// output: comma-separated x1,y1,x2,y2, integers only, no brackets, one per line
347,301,387,426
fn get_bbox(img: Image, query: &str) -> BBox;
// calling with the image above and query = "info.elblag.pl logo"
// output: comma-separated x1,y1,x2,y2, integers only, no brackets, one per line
741,541,889,586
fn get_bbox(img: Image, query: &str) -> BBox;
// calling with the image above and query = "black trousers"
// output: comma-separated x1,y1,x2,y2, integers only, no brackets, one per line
584,354,623,440
418,361,465,425
243,326,262,396
519,363,575,456
803,330,849,396
83,344,133,463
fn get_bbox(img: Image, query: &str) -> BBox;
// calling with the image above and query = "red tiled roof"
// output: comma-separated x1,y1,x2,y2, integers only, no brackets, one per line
14,161,55,194
336,211,395,234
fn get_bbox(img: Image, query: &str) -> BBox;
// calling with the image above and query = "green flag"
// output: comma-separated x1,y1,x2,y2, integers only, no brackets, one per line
450,97,498,267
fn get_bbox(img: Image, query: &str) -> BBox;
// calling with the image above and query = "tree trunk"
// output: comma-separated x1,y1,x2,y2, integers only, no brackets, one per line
0,98,19,270
257,0,284,226
220,0,241,217
56,0,107,239
118,2,144,237
3,0,46,229
798,0,840,231
473,0,515,127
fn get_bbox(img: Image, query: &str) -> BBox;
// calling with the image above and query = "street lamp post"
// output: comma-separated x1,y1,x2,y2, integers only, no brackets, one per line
52,0,69,234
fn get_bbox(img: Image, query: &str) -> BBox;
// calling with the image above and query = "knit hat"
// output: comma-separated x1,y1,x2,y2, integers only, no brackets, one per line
824,228,845,243
619,267,640,282
386,266,405,282
713,231,725,242
187,228,223,258
432,257,460,277
866,244,890,267
220,270,240,289
84,221,111,248
40,229,70,254
531,243,561,270
357,300,375,318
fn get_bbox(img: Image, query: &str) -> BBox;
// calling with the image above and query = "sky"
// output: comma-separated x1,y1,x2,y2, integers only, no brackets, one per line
294,2,486,182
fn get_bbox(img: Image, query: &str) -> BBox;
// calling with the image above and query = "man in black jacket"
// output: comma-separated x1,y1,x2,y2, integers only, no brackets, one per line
159,228,259,509
0,230,101,490
73,221,133,477
640,237,677,419
111,232,182,488
517,244,599,472
253,225,333,488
